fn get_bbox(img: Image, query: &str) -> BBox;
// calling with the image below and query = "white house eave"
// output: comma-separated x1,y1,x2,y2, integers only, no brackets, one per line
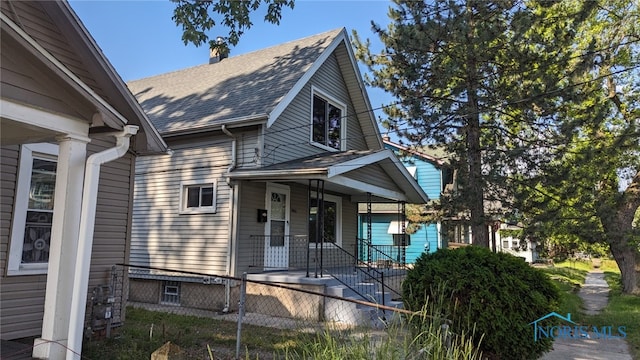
383,155,430,203
339,30,383,150
1,98,91,141
330,175,409,202
327,150,393,177
1,13,127,130
266,29,347,128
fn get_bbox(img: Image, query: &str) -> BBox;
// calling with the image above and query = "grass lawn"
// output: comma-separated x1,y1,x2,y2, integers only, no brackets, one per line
82,307,307,359
539,262,589,323
591,271,640,360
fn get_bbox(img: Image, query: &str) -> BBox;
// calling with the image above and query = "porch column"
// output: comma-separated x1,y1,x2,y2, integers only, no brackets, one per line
33,135,89,360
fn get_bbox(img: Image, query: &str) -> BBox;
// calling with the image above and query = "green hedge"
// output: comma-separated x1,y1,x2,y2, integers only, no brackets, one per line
403,246,560,360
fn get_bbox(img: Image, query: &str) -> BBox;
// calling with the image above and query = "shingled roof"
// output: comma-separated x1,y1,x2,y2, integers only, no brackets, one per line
127,28,343,135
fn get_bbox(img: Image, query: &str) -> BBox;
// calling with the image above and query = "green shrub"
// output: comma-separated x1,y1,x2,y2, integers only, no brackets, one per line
403,246,560,360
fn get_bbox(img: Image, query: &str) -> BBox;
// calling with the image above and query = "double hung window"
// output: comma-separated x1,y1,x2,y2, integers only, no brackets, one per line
8,143,58,275
311,88,346,151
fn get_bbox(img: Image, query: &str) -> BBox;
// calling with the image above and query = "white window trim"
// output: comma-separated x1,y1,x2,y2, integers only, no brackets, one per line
310,86,347,152
160,280,181,305
310,193,342,247
178,179,217,214
8,143,59,276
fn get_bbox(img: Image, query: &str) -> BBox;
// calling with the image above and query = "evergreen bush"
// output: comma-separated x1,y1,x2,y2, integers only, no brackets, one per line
403,246,560,360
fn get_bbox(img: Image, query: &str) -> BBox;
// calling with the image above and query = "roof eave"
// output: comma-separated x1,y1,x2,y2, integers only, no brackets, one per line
56,1,168,154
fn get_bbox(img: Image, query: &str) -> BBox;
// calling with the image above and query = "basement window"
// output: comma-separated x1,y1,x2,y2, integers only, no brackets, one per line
161,281,181,305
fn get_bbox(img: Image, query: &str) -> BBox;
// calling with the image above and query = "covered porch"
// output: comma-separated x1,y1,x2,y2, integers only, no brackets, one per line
228,149,428,304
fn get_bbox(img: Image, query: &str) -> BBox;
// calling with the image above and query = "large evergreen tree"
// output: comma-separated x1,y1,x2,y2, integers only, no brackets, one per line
353,0,596,247
354,0,639,293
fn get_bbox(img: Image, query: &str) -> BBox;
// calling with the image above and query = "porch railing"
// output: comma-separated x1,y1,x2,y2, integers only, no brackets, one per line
249,235,310,272
358,238,406,269
249,235,402,303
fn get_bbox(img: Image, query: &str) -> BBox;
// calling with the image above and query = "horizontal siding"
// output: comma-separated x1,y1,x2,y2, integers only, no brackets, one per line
0,138,133,339
347,164,401,193
0,25,95,121
3,1,105,98
412,158,441,200
131,143,232,275
263,53,369,166
359,214,438,264
235,182,266,274
0,145,19,276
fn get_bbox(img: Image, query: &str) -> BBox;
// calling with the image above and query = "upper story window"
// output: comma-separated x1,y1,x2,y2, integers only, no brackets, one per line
311,87,346,151
179,179,217,214
8,143,58,275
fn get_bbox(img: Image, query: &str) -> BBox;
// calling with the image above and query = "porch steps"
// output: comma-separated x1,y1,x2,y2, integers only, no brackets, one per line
324,283,402,327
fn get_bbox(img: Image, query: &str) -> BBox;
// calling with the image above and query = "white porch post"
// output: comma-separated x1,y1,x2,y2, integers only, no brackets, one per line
33,135,89,360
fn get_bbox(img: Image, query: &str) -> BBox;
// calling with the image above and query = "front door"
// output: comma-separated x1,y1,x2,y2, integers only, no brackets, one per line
264,183,290,270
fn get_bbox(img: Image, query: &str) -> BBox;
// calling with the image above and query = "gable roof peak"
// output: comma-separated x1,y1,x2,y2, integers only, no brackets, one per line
127,27,348,135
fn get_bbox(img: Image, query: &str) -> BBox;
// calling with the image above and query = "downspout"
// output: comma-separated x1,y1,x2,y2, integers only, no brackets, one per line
66,125,138,360
222,124,236,312
222,124,237,184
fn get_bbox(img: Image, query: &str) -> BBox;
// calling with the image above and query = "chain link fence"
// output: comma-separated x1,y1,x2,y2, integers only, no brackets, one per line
98,264,422,359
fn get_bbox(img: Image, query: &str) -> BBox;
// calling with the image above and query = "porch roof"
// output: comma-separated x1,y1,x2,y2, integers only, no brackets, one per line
228,149,429,203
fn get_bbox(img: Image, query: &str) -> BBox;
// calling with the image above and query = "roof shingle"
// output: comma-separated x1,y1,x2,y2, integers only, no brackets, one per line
127,28,343,135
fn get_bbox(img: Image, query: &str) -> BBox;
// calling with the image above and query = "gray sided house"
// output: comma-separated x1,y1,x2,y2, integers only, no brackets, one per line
0,1,166,358
127,28,428,314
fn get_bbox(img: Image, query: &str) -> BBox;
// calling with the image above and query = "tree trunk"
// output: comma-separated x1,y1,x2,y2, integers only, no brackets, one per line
466,92,489,247
464,2,489,248
609,240,639,294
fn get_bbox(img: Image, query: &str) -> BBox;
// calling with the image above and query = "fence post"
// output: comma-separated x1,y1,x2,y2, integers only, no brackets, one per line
236,273,247,359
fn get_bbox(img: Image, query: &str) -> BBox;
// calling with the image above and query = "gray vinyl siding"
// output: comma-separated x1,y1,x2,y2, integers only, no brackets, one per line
235,181,310,275
348,164,403,194
1,1,105,98
0,139,134,340
234,181,360,275
263,53,368,166
235,182,267,274
130,138,233,275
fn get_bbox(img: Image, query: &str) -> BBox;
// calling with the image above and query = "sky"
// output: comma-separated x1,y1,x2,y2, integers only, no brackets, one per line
69,0,398,119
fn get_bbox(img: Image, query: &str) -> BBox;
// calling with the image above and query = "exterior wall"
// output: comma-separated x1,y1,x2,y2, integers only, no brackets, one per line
235,181,360,275
0,139,134,340
0,2,97,120
495,230,538,263
358,214,436,264
128,278,240,312
130,135,233,275
235,181,267,274
262,53,368,166
245,282,324,320
356,145,446,264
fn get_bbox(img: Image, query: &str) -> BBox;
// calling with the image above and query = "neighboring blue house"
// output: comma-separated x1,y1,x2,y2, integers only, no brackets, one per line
358,137,455,265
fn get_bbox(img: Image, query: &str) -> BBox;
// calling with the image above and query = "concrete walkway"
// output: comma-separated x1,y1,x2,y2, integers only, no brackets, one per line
541,271,633,360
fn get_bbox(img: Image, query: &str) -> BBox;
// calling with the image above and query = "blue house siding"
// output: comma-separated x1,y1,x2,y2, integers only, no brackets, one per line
357,141,446,264
358,214,438,264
